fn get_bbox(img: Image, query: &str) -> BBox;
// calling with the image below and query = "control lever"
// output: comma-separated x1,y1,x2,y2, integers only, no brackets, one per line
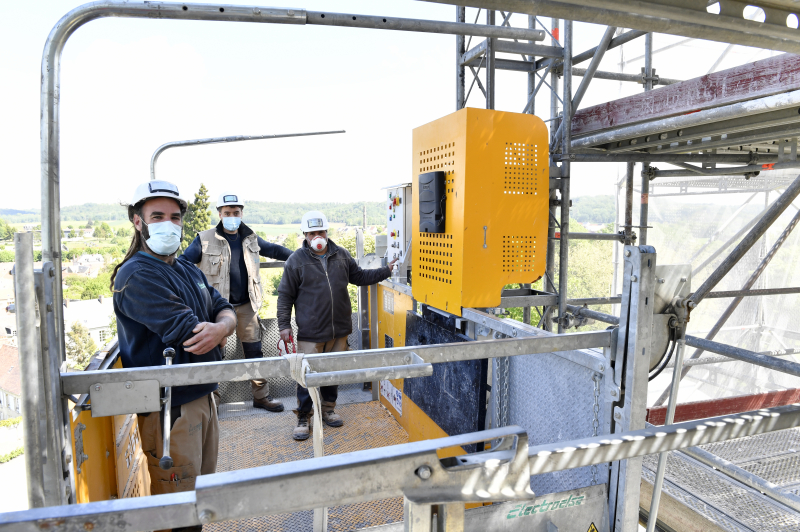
160,347,175,470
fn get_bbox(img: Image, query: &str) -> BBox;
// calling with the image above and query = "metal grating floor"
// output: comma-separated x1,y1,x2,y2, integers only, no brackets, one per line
642,427,800,531
207,400,407,532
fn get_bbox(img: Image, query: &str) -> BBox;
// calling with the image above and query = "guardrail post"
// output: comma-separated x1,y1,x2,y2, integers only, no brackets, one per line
609,245,657,532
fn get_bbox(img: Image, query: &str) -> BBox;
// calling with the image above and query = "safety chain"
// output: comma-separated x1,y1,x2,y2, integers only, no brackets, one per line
590,372,602,485
501,356,511,427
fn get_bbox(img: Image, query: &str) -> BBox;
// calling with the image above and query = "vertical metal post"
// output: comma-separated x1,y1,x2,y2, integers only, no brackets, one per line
640,164,650,246
624,162,634,243
456,7,466,110
13,233,47,509
527,15,536,116
610,245,657,531
404,497,433,532
436,502,465,532
646,336,686,532
557,20,572,334
369,282,379,401
544,17,560,331
356,229,370,353
486,10,495,110
644,32,653,91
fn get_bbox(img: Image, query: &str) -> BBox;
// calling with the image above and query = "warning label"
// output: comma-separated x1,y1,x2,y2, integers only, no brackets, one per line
587,523,599,532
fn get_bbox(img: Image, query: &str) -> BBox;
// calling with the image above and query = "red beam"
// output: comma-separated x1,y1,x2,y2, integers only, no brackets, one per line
572,53,800,137
647,388,800,426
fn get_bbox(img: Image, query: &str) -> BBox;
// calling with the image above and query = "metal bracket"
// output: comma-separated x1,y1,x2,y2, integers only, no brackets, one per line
641,165,658,181
88,380,161,417
304,352,433,388
639,67,659,85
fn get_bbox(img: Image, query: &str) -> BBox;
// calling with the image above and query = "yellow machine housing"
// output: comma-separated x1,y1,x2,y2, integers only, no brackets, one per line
412,108,549,315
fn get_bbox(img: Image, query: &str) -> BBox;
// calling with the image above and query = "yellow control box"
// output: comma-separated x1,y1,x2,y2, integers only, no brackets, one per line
412,108,549,315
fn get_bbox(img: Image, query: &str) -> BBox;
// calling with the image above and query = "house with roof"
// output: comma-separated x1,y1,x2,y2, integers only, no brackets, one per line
0,344,21,420
63,297,115,347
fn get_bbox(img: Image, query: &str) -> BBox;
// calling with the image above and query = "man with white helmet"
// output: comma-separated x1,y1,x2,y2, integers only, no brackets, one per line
277,211,397,440
183,192,292,412
111,180,236,515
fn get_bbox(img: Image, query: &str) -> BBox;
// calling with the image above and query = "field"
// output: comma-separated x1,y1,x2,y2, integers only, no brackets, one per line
9,221,345,237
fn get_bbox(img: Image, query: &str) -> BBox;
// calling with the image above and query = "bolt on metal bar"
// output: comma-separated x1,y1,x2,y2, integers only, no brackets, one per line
684,335,800,377
150,130,345,180
13,233,47,509
690,174,800,306
566,304,620,325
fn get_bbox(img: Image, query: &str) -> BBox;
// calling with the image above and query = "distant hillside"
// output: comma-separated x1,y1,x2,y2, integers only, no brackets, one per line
572,195,615,224
1,201,387,226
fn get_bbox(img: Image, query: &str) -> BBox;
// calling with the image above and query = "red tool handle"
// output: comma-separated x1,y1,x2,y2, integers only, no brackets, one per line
278,336,296,355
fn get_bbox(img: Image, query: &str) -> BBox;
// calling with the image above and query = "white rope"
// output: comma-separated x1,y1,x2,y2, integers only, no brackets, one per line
281,339,327,531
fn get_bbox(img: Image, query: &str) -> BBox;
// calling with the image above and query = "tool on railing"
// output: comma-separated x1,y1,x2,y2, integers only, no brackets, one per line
160,347,175,470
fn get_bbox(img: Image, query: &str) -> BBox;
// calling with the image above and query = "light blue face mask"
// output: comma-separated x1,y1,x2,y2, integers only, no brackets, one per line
142,220,182,256
222,217,242,232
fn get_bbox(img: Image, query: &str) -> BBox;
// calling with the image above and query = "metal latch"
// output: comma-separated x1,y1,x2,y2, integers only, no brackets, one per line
303,352,432,388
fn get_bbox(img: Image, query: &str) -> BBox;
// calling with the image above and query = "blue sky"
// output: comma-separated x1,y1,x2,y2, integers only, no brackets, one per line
0,1,776,209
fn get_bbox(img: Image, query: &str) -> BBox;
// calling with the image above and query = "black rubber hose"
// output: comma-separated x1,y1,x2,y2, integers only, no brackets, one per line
649,325,677,382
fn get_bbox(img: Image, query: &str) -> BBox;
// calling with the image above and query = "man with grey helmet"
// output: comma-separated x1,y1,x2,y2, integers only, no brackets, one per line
277,211,397,440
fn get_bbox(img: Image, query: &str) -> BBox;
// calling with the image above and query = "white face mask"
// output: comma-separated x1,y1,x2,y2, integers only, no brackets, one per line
142,220,182,256
222,217,242,231
309,236,327,252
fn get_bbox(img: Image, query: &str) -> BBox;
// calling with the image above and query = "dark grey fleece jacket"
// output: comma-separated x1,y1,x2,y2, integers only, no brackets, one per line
277,239,391,343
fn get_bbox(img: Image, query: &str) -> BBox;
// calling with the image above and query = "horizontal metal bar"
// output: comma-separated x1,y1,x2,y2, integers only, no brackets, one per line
258,261,285,269
6,404,800,531
0,491,200,532
684,335,800,377
461,308,608,373
572,90,800,150
536,28,646,70
528,403,800,474
307,10,545,41
557,232,623,241
653,160,800,178
494,40,562,58
665,348,799,368
568,296,622,306
304,362,433,387
678,444,800,513
572,67,681,86
500,295,623,308
566,305,619,326
61,331,611,395
555,153,779,164
461,40,487,65
704,287,800,299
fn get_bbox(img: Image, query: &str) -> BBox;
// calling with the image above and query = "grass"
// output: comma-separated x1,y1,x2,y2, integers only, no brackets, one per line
0,417,21,429
0,447,23,464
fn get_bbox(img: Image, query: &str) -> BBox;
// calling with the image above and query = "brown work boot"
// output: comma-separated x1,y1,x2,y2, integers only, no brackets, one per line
253,394,284,412
321,401,343,427
292,410,312,441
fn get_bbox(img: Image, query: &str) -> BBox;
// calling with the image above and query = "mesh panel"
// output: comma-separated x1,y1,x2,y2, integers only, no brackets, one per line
218,314,363,404
508,350,609,494
207,402,406,531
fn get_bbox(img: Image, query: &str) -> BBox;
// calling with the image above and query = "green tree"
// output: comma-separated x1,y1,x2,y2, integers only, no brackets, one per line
282,233,300,251
85,220,94,228
0,217,14,240
63,270,113,300
108,314,117,337
66,321,97,370
93,222,113,239
180,183,212,252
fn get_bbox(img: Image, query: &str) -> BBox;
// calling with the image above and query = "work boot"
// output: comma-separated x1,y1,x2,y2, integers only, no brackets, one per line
253,394,284,412
293,410,312,441
321,401,343,428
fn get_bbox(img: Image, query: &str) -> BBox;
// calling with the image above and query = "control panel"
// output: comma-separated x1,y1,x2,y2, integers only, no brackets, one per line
385,183,412,264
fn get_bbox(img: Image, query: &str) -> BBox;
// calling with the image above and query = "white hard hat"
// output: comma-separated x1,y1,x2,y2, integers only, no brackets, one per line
300,211,329,232
217,191,243,208
132,180,188,210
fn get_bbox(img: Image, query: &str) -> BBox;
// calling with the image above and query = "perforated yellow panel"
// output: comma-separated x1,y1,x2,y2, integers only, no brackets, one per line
412,108,549,315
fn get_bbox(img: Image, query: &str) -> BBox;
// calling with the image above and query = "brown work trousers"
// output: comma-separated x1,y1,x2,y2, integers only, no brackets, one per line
138,393,219,494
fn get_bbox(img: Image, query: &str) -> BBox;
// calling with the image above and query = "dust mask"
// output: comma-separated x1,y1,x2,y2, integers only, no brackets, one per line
142,220,182,256
222,217,242,231
310,236,327,252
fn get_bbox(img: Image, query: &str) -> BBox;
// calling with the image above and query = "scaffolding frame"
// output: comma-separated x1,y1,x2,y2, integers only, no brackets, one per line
7,1,800,531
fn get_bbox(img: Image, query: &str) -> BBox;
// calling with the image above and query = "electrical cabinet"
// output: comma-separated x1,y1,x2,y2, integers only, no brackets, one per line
384,183,412,263
411,107,549,315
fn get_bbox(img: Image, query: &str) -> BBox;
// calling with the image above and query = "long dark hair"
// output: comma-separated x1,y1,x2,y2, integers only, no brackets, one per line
110,203,145,291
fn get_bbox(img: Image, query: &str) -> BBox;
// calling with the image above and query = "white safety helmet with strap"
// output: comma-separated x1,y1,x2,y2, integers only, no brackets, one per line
217,191,244,208
300,211,329,233
132,180,188,210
